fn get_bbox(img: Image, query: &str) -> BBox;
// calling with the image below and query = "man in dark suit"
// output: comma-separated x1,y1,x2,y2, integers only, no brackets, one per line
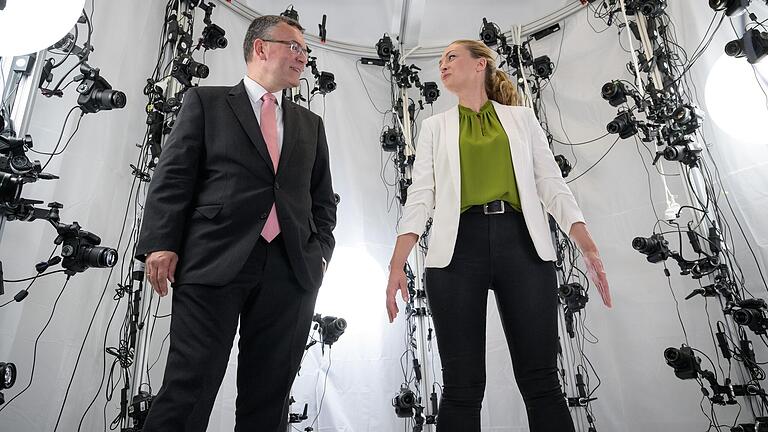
135,15,336,432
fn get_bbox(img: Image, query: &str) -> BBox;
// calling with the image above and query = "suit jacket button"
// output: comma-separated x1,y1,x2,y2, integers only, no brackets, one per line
260,212,268,219
274,181,280,190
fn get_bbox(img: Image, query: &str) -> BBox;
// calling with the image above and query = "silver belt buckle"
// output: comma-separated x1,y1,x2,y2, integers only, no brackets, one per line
483,201,505,215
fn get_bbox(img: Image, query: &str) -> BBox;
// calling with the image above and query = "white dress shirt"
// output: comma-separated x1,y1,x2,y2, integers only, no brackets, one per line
243,74,284,151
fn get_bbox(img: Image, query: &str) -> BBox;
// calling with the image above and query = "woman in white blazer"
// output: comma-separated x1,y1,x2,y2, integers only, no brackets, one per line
385,40,612,432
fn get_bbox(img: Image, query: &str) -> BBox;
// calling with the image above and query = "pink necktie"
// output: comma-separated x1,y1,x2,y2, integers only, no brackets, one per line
260,93,281,242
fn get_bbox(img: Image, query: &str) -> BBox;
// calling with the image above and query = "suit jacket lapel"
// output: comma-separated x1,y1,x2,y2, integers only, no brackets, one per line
444,106,461,199
226,81,275,175
277,98,298,176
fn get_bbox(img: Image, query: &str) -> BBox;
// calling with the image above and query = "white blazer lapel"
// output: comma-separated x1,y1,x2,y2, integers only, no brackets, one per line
444,106,461,199
491,101,527,171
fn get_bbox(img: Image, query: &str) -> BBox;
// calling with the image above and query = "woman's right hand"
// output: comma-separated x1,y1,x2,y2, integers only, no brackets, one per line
386,265,410,323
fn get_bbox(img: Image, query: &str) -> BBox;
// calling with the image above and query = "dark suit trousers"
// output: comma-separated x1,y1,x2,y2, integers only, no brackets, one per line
425,210,574,432
142,235,319,432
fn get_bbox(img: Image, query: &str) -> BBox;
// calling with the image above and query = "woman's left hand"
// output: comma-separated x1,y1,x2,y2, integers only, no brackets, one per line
583,250,611,308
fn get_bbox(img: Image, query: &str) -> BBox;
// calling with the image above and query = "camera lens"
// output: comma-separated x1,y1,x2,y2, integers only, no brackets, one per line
733,308,757,326
632,235,665,255
708,0,727,10
0,172,23,204
663,145,685,162
94,89,127,110
191,63,209,79
330,318,347,332
82,246,118,268
607,118,624,135
725,40,744,58
601,82,619,99
0,362,16,390
663,347,688,368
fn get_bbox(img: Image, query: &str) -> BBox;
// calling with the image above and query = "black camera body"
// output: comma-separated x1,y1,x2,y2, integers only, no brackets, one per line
0,134,53,216
421,82,440,105
0,361,16,391
637,0,667,17
671,104,704,136
732,417,768,432
317,71,337,95
554,154,572,178
172,55,209,87
480,18,501,47
633,234,671,263
313,314,347,346
201,23,227,50
377,35,394,60
0,361,17,406
559,282,588,313
381,126,405,152
533,56,553,79
392,387,417,418
602,81,628,107
76,64,127,114
664,345,701,380
733,299,768,335
662,136,701,168
725,28,768,64
710,0,750,17
55,222,118,275
607,111,638,139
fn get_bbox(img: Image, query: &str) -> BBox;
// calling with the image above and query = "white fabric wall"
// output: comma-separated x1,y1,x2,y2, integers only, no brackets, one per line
1,1,767,431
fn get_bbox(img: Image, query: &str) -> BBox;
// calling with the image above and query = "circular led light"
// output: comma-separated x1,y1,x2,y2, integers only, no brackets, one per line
705,53,768,144
0,0,86,56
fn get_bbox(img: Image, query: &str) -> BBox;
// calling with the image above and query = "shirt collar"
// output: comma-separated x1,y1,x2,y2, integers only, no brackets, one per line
243,75,282,108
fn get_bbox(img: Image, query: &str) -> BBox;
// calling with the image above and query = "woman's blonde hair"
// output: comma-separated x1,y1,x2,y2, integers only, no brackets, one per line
450,39,522,106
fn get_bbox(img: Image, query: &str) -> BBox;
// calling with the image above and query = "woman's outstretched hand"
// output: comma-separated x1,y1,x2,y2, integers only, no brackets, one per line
583,250,612,308
386,266,410,323
569,222,612,308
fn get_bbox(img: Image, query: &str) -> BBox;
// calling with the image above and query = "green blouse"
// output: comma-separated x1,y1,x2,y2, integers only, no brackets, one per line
458,100,522,213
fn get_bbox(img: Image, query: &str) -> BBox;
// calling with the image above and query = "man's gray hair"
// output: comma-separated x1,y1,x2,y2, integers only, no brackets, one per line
243,15,304,63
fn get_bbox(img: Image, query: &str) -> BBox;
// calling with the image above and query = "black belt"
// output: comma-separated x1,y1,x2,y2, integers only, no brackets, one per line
466,200,518,215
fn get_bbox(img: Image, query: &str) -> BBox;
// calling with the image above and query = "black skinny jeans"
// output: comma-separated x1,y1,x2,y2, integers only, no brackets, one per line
425,208,574,432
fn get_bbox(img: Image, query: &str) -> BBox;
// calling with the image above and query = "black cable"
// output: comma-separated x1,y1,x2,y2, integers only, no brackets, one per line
552,133,610,146
565,136,621,184
355,60,388,114
27,105,78,158
667,12,726,89
547,80,578,168
307,349,333,429
1,73,23,113
46,23,79,72
52,265,118,432
71,142,145,430
0,277,71,413
2,269,68,283
663,262,690,346
76,290,125,431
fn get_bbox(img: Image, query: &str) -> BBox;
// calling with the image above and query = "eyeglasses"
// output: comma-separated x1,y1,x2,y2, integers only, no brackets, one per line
261,39,309,59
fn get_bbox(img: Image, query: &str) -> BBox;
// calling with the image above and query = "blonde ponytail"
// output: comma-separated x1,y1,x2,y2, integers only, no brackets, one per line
487,68,521,106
